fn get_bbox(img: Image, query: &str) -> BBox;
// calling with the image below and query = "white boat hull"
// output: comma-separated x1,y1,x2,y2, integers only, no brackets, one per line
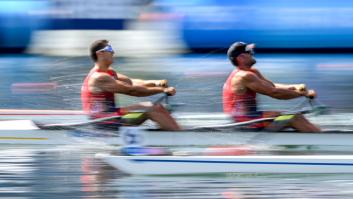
0,129,122,145
0,109,352,146
0,120,121,145
0,120,353,146
130,130,353,146
98,154,353,175
0,109,87,124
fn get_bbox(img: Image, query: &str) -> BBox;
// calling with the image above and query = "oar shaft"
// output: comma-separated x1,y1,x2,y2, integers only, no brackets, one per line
37,93,169,130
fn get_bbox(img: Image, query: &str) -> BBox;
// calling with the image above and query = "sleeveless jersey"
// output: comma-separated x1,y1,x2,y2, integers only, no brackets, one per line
223,69,261,122
81,68,122,119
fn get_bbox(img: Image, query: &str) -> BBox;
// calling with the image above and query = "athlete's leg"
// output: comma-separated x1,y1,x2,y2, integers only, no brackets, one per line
289,114,321,132
122,102,181,131
145,104,181,131
264,112,321,132
262,111,281,118
235,111,281,130
119,102,150,125
261,111,285,131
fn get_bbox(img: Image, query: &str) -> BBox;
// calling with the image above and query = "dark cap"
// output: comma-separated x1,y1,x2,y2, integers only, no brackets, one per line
227,42,255,59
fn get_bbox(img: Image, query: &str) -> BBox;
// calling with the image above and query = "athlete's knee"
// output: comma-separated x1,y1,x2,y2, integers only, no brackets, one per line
293,113,305,120
145,104,163,114
290,114,310,126
263,111,281,118
153,104,166,112
138,101,153,108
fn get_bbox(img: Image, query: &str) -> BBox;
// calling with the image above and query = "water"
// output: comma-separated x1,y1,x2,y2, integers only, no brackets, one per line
3,147,353,198
2,146,353,199
0,53,353,198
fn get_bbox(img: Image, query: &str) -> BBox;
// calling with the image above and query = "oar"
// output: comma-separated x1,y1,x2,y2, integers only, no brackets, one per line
35,115,123,130
188,97,326,131
308,98,330,115
186,117,276,131
35,93,169,130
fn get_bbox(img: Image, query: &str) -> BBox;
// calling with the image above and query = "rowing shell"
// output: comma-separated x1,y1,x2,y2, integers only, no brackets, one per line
96,154,353,175
0,119,353,146
0,120,121,145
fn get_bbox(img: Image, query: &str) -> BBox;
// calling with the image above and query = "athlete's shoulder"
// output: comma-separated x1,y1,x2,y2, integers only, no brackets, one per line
107,67,117,74
90,72,114,83
240,70,258,82
249,67,259,73
249,67,263,76
236,69,256,77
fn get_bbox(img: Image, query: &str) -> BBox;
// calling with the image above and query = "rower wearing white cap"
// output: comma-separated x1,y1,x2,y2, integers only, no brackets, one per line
81,39,181,131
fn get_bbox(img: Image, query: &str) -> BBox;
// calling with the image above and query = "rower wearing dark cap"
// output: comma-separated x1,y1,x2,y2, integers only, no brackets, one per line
223,42,321,132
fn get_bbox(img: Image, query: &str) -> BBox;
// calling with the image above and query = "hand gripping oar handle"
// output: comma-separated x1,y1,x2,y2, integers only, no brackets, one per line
36,93,170,130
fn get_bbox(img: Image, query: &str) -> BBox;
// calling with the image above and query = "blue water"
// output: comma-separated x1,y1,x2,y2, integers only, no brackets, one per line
0,53,353,198
2,146,353,198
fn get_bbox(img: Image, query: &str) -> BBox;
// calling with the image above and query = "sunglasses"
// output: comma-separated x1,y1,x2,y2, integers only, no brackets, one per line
97,45,115,54
244,49,255,55
233,50,254,58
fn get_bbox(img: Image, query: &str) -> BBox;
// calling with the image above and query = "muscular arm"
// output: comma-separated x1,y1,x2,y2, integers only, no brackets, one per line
241,73,306,100
115,72,167,87
93,74,169,97
115,73,133,85
131,79,167,87
274,83,298,90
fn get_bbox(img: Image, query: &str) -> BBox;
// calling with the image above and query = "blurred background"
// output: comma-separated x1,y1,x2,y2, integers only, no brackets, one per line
1,0,353,112
2,1,353,198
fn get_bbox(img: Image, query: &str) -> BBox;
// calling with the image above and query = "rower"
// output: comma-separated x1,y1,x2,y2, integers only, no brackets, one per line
81,39,181,131
223,41,321,132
